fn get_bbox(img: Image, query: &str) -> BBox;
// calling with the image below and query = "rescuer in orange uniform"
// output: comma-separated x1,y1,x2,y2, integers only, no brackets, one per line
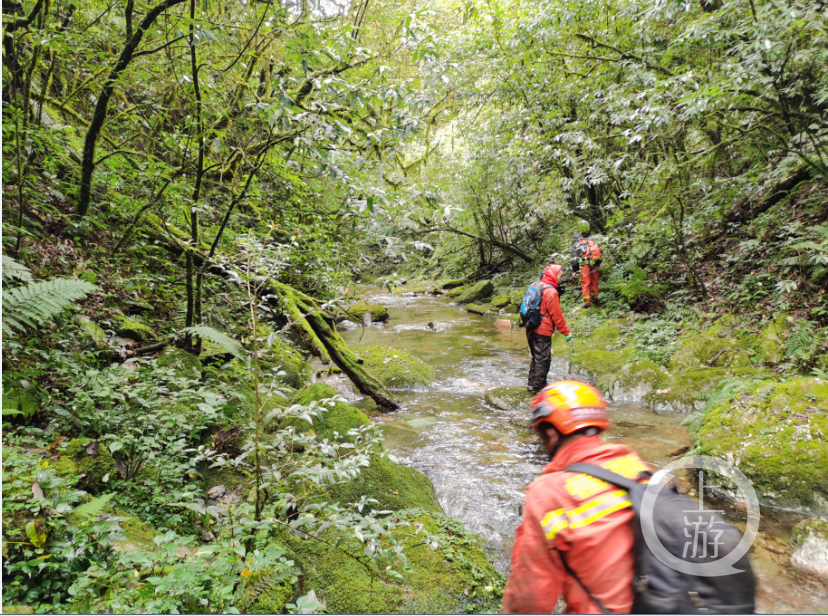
571,233,602,308
503,381,650,614
527,264,571,393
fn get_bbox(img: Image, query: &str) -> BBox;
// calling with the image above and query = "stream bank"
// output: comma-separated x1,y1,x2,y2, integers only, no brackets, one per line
329,285,827,613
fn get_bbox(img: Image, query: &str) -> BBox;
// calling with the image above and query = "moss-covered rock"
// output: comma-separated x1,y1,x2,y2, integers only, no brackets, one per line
286,384,370,441
157,347,202,380
114,509,159,553
284,510,503,614
345,301,390,323
239,570,295,614
490,294,510,308
484,386,533,411
607,360,670,402
790,516,828,581
260,336,312,388
116,317,156,342
692,378,828,513
455,280,493,305
464,303,492,315
669,323,753,371
441,277,468,289
56,439,116,492
758,317,786,365
353,345,435,388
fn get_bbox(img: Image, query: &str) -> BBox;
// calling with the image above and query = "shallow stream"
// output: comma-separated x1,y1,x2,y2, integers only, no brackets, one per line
326,290,826,613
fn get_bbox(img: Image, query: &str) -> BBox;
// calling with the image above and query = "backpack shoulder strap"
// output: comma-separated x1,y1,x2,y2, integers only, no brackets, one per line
564,463,641,492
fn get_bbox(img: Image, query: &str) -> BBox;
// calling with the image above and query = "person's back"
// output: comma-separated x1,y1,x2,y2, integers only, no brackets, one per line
503,382,647,614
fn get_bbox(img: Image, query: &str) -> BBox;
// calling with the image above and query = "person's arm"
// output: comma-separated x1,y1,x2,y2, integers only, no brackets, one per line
502,488,565,614
545,289,570,336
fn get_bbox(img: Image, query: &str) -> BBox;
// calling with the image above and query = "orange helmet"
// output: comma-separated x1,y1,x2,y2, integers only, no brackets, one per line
530,380,609,433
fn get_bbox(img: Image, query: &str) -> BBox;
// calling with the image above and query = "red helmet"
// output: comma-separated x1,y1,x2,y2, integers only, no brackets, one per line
530,380,609,433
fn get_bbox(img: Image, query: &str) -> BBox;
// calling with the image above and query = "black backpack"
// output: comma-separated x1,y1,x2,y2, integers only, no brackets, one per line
564,463,756,614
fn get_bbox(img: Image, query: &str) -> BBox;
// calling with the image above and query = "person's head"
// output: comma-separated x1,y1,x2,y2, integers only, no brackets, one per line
573,231,583,241
540,263,564,287
530,380,609,460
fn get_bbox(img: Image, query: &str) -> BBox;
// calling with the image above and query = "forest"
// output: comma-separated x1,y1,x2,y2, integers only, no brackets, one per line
2,0,827,612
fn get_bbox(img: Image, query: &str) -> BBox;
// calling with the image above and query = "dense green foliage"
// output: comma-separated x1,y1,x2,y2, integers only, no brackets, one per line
3,0,827,612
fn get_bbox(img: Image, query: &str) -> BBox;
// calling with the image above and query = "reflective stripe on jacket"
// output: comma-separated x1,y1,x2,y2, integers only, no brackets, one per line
502,435,649,614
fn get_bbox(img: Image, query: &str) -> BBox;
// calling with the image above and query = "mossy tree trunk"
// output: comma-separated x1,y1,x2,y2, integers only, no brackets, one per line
272,283,399,410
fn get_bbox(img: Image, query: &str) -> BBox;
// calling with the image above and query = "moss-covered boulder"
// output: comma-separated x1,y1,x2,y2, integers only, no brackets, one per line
286,384,370,441
607,360,670,402
353,345,435,388
55,438,116,492
344,301,390,323
260,336,312,388
484,387,533,411
758,317,786,365
669,323,753,371
790,516,828,581
284,510,503,614
288,385,440,513
442,277,468,289
692,378,828,513
238,571,295,614
157,346,202,380
455,280,493,305
116,317,156,342
464,303,492,315
490,294,510,308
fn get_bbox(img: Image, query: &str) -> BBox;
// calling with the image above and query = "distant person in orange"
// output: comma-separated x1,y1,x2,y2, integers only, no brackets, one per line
571,233,602,308
503,380,649,614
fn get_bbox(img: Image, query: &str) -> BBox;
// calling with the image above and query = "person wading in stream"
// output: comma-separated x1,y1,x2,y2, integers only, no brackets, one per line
503,380,649,614
571,232,602,308
522,263,571,394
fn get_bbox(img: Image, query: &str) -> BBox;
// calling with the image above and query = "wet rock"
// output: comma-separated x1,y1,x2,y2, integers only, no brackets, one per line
485,387,533,411
491,294,510,308
455,280,493,305
353,345,435,388
206,485,227,500
344,301,389,323
791,517,828,581
494,318,514,330
441,277,468,289
464,303,491,315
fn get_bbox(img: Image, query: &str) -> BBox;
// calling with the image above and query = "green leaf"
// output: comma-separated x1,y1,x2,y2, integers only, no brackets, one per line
72,493,116,519
25,520,46,548
179,325,243,357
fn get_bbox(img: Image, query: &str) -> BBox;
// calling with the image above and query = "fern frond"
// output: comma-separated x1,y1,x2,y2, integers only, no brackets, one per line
2,256,33,284
179,325,243,357
3,387,38,418
71,493,115,519
2,278,98,336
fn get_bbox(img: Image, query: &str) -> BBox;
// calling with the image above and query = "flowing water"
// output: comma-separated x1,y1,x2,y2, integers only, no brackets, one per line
326,290,826,613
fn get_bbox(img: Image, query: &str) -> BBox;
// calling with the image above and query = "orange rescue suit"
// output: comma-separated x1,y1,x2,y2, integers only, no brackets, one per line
503,435,649,614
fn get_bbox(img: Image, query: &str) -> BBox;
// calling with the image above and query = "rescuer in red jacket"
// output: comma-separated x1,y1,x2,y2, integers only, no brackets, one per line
503,380,650,614
526,264,571,393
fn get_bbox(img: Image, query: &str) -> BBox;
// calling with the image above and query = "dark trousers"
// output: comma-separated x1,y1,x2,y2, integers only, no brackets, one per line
527,330,552,392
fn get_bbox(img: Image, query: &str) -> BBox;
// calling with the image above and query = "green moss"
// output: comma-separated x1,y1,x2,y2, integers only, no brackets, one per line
353,345,435,388
693,378,828,513
791,516,828,548
464,303,492,315
60,438,116,492
607,360,671,401
284,510,503,614
669,323,753,371
259,336,313,388
239,570,295,614
570,349,631,379
285,384,370,442
1,606,34,614
115,509,158,552
327,453,440,513
345,302,390,323
758,317,786,365
157,347,202,380
116,317,156,342
484,387,533,410
490,294,510,308
455,280,494,305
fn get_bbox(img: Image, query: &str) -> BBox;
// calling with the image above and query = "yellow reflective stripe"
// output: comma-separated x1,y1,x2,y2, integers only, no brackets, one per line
540,508,568,540
567,490,631,529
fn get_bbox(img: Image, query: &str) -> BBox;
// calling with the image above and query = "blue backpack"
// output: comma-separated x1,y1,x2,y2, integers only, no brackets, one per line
519,282,552,330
